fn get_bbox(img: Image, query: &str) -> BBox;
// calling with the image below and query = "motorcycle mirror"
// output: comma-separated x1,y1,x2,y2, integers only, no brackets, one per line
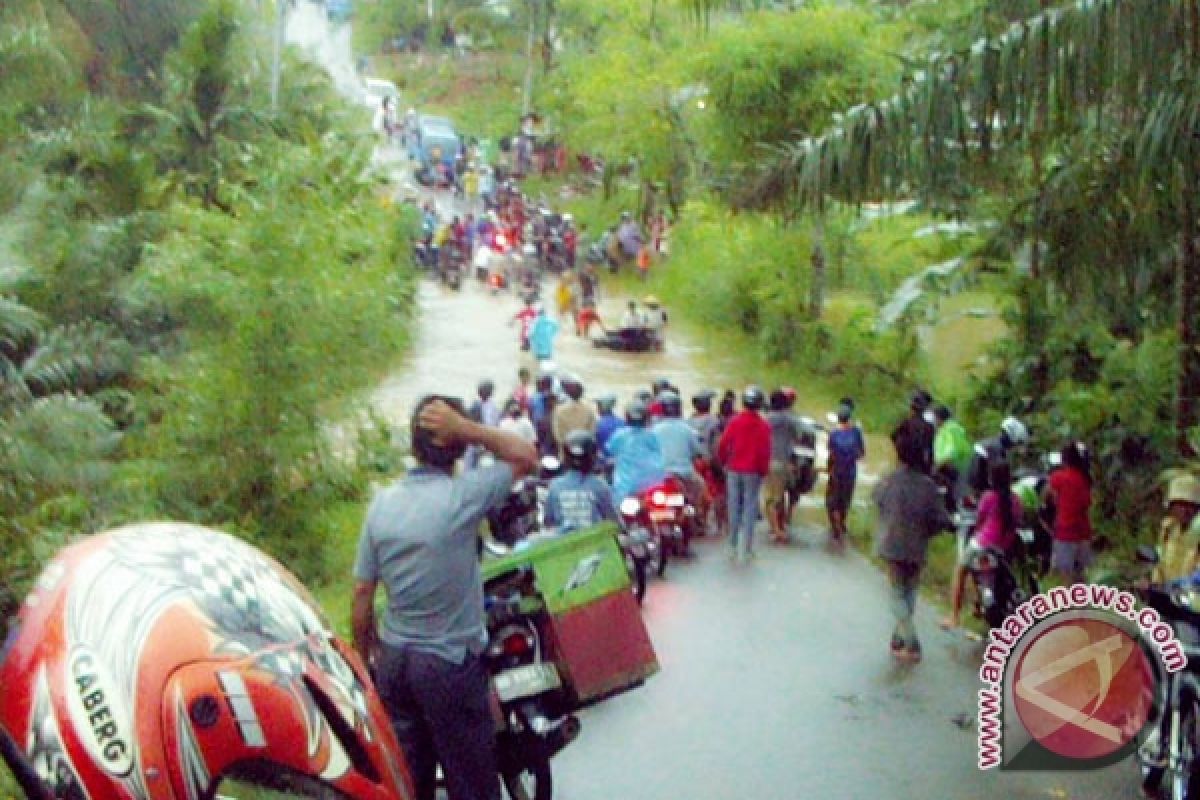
619,497,640,516
1135,544,1160,565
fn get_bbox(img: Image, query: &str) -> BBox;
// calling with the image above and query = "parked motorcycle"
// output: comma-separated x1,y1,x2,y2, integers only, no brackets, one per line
484,566,581,800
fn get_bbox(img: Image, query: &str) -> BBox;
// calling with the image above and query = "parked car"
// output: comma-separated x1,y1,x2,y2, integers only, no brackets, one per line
325,0,352,24
413,119,463,186
361,77,399,111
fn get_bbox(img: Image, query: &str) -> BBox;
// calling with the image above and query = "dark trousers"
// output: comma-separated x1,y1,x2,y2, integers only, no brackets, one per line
375,644,501,800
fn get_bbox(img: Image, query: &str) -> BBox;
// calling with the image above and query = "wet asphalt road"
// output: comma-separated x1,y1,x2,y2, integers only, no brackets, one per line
553,525,1135,800
286,8,1144,799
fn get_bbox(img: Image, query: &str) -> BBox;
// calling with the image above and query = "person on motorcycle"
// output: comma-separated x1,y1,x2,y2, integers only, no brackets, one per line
544,430,619,533
763,389,806,544
1154,474,1200,584
653,389,709,531
553,373,598,447
605,400,666,502
941,460,1023,631
717,386,772,562
354,396,538,800
890,389,935,475
932,404,973,509
965,416,1030,499
595,393,626,452
826,401,866,545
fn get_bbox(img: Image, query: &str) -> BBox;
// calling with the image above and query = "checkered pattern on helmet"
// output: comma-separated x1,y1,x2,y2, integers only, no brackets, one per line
179,543,267,622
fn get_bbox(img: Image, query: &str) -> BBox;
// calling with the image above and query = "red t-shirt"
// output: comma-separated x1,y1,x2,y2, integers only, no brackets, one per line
716,410,771,477
1048,466,1093,542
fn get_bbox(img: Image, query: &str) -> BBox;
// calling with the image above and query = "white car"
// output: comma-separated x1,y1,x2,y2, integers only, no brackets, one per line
361,78,399,110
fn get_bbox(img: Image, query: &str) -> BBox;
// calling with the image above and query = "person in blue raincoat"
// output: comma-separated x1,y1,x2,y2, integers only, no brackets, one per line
604,400,666,502
528,304,560,363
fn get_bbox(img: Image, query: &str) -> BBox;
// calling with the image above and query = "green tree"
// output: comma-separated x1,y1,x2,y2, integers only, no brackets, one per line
758,0,1200,456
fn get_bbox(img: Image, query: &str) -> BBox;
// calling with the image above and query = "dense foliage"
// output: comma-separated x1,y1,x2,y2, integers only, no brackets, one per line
1,0,415,627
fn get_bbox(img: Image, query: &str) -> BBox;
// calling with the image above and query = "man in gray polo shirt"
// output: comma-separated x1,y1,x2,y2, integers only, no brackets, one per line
352,395,537,800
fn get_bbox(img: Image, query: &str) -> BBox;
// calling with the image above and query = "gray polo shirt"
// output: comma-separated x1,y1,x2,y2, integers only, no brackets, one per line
354,463,514,663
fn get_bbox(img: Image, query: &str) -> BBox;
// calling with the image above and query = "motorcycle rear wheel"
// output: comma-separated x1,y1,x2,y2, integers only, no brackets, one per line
1172,704,1200,800
502,752,553,800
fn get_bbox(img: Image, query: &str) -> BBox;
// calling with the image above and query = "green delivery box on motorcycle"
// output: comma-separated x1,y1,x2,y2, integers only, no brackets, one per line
482,524,659,705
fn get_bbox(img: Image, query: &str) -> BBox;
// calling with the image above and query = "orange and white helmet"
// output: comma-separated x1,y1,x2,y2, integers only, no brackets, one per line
0,523,414,800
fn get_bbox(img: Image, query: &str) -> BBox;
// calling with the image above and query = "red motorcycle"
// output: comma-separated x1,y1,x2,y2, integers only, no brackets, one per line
619,476,696,566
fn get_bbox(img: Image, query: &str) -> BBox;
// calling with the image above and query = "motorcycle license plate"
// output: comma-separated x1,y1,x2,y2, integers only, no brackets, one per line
793,447,816,459
648,510,675,522
493,663,561,703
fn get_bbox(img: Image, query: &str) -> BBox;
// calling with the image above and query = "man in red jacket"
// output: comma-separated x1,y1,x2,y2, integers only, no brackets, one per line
717,386,772,562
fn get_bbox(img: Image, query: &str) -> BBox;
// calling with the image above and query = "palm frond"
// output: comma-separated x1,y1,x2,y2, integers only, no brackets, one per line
759,0,1197,209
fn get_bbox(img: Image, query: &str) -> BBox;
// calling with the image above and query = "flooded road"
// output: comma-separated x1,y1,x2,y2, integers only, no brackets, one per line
287,9,1141,799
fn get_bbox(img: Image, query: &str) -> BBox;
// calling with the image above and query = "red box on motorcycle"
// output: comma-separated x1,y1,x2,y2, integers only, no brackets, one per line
482,524,659,705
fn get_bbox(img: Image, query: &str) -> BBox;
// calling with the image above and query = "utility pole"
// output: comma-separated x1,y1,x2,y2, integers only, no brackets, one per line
270,0,287,111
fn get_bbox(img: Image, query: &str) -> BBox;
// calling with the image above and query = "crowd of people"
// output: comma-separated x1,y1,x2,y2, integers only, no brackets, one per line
873,390,1098,661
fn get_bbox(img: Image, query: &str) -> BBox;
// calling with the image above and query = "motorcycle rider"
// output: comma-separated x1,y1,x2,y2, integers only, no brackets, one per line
354,396,538,800
965,415,1030,499
594,393,625,451
605,400,666,502
1154,473,1200,584
941,461,1023,631
544,430,619,533
553,373,598,448
653,389,709,532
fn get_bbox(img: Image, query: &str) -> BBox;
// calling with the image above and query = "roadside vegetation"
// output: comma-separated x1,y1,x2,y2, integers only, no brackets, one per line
0,0,416,642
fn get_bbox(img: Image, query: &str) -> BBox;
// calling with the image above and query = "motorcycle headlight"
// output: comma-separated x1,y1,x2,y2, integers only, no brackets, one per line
1172,587,1200,614
620,497,641,516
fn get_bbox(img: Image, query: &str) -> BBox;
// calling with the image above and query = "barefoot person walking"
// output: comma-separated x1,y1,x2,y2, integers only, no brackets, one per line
873,429,953,662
